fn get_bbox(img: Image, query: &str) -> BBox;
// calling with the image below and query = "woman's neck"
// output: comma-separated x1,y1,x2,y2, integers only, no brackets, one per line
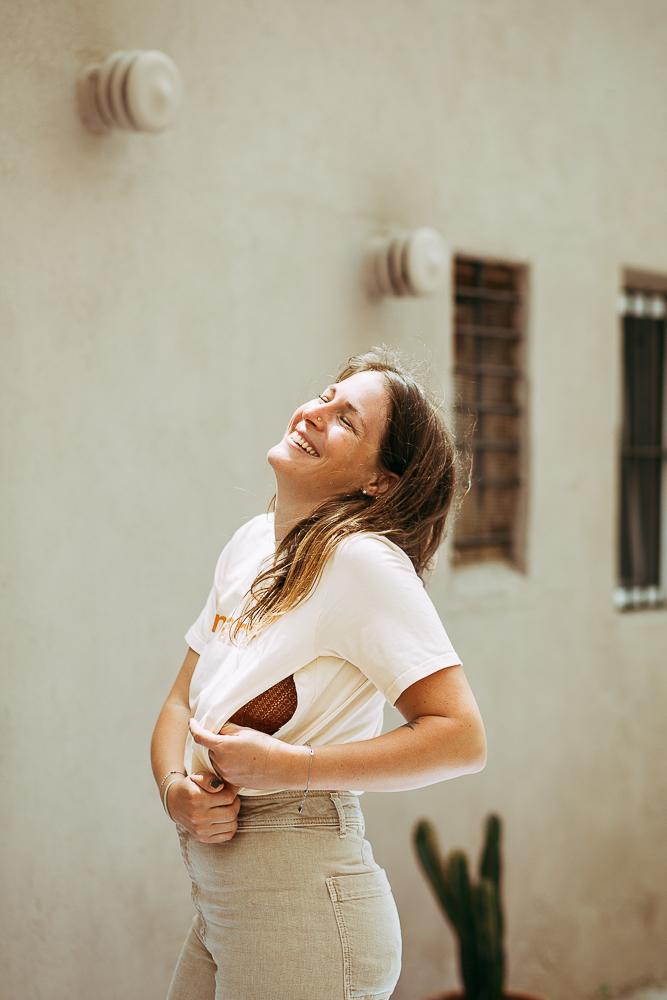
272,492,319,546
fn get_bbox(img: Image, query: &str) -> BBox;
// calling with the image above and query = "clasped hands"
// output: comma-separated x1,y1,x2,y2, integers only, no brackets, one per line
167,719,299,845
188,717,296,790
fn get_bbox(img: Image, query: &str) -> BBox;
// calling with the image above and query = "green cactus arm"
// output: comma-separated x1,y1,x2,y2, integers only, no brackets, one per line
479,813,504,946
472,879,503,1000
479,814,500,886
413,820,460,929
446,851,480,998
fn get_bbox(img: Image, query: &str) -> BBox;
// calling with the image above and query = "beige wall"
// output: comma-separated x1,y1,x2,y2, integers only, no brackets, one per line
2,2,666,998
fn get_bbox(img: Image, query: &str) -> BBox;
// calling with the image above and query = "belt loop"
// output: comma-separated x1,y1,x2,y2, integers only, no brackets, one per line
329,792,347,838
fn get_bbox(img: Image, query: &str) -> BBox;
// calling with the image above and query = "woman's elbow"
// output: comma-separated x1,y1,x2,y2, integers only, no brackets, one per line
468,719,488,773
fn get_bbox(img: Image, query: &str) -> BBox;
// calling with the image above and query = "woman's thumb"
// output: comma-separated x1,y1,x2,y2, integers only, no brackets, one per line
189,772,226,793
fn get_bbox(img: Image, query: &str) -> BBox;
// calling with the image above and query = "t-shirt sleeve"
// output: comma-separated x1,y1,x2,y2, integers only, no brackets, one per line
184,537,235,655
316,533,463,706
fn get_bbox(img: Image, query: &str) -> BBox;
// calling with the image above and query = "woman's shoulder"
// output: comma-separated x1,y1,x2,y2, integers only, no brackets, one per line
230,511,273,543
327,529,416,577
212,511,273,564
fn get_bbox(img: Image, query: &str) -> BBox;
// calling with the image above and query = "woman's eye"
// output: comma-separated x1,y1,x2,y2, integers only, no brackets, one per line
318,394,353,429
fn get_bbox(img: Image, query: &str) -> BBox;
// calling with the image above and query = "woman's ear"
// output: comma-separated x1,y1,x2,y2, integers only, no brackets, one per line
371,470,400,497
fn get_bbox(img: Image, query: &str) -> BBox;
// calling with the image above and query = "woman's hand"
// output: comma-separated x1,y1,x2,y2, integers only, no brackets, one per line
188,718,292,790
167,772,242,843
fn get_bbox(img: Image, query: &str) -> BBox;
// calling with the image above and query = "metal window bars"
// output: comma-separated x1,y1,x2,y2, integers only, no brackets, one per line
616,289,667,611
452,257,527,567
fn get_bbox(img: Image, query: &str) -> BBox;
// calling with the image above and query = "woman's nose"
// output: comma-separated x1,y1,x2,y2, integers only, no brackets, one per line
304,406,324,425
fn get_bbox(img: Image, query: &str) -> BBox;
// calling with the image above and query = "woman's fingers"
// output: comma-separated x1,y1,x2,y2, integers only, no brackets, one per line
201,828,238,843
189,773,241,800
181,772,242,842
189,772,224,793
195,799,241,843
188,718,220,747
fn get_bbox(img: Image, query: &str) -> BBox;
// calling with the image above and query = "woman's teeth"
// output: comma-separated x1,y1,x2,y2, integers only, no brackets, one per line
289,430,318,456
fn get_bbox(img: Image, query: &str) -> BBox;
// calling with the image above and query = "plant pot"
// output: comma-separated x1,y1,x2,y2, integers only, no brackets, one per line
425,992,547,1000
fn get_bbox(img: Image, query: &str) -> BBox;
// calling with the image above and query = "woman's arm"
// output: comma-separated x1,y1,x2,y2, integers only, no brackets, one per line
284,663,487,793
189,664,487,794
151,647,242,843
150,646,200,788
151,700,192,788
285,713,485,793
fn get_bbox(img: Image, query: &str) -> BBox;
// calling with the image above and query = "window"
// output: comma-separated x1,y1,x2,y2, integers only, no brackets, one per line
451,255,528,569
616,281,667,611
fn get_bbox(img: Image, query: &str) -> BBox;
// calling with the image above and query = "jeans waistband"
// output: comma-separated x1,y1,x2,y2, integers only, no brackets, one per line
234,789,365,838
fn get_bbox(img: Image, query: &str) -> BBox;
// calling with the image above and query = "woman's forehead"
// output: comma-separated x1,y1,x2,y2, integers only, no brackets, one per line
336,370,385,398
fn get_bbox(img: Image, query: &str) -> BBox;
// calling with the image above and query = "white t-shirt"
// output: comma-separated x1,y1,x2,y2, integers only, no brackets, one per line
183,512,463,796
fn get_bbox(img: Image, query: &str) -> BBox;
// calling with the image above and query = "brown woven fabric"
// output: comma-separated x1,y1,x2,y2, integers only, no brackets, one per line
227,673,298,735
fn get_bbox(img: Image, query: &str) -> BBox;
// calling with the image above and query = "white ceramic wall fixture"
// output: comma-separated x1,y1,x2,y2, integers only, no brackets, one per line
76,50,183,134
366,227,447,297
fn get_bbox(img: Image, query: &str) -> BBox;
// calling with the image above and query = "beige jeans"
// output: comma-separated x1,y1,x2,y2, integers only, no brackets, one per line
166,789,402,1000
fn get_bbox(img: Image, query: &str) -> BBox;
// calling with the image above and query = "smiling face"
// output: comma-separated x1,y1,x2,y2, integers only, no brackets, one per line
267,369,398,503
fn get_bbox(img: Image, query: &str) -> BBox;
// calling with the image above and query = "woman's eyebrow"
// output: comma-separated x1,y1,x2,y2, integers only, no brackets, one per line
324,385,367,433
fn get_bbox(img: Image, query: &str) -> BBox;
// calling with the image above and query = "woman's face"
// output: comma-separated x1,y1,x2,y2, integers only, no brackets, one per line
267,369,397,500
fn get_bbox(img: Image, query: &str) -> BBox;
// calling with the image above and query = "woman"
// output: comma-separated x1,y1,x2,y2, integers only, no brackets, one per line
151,345,487,1000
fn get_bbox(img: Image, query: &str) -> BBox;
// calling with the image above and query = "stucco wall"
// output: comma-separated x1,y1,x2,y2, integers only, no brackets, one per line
1,2,665,998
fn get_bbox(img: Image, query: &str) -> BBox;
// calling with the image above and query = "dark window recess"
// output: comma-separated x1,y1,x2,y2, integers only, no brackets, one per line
617,287,667,611
452,256,527,568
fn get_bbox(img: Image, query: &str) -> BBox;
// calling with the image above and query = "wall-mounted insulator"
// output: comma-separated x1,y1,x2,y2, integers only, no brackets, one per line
367,227,447,297
76,50,183,134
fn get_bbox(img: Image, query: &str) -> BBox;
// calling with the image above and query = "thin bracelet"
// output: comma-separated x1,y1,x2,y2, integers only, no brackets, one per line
162,774,184,820
296,741,314,814
159,768,186,795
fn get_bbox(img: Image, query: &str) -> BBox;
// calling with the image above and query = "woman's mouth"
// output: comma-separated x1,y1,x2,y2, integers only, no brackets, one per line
288,430,319,457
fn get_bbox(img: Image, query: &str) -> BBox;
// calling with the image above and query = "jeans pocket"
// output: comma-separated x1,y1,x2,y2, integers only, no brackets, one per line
325,867,402,999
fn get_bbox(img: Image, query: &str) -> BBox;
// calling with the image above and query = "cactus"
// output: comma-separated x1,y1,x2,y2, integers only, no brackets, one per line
413,812,506,1000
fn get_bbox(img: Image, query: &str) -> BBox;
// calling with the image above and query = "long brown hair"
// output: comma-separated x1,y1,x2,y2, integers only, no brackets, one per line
228,343,470,645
